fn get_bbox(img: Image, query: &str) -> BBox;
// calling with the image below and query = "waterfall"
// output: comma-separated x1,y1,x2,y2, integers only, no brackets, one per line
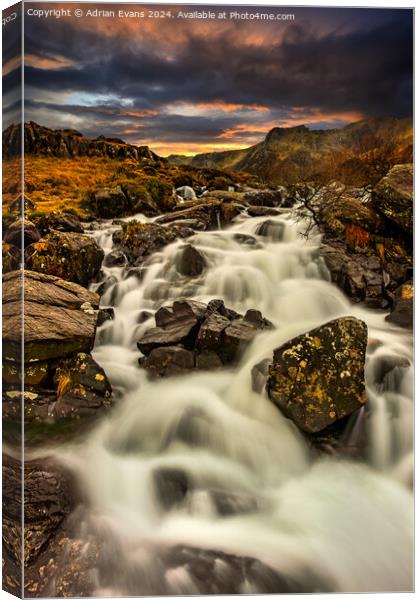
56,210,413,594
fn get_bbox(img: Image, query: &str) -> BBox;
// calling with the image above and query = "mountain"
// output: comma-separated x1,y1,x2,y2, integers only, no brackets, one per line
168,117,413,183
2,121,164,163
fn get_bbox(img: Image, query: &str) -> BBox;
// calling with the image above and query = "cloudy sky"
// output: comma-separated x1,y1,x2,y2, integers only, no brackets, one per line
3,3,413,155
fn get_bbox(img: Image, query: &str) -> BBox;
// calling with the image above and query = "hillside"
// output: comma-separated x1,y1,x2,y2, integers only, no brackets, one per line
169,117,413,184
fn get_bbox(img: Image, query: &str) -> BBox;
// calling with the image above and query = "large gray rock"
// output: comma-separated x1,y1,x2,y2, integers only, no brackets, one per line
267,317,368,433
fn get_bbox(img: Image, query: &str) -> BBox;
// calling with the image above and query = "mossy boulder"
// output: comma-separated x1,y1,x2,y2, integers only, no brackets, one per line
266,317,368,433
3,218,41,248
2,241,20,273
372,164,413,235
25,230,104,286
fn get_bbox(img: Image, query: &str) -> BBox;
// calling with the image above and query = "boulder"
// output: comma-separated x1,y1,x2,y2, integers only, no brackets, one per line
266,317,368,433
372,164,413,235
51,353,112,420
138,300,272,375
103,249,127,268
112,221,193,266
44,211,84,233
3,270,99,362
386,281,413,328
138,300,206,355
25,230,104,286
87,185,131,218
153,467,190,510
97,307,115,327
140,346,195,377
255,220,285,241
177,244,207,277
4,219,41,248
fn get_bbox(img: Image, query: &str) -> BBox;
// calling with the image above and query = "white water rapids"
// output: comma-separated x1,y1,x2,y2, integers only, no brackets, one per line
55,209,413,594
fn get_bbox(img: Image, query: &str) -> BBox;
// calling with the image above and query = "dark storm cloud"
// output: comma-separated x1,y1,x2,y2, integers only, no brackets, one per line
20,5,413,151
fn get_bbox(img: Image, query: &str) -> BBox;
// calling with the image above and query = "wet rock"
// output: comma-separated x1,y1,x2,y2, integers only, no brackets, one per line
386,281,413,328
2,241,20,273
140,346,195,377
157,198,243,231
251,358,271,393
103,249,127,268
371,354,411,391
244,189,285,207
153,468,190,510
372,164,413,235
267,317,368,434
4,218,41,248
247,206,281,217
112,221,193,265
233,233,260,247
51,353,112,420
138,301,206,355
138,300,272,375
3,270,99,362
195,312,231,354
211,489,261,516
162,545,314,594
177,244,207,277
97,307,115,327
25,230,104,286
255,219,285,241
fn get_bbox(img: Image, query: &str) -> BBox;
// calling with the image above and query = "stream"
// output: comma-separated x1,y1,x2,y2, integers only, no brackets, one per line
55,208,413,594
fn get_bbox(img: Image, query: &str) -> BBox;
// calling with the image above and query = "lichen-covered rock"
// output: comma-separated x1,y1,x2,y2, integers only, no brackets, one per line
25,230,104,286
386,281,413,328
2,454,76,567
44,211,84,234
51,353,112,420
372,164,413,235
266,317,368,433
2,241,20,273
112,221,193,265
3,270,99,362
87,185,132,219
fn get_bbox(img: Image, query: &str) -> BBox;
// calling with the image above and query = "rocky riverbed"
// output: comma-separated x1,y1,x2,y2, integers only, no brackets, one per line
2,164,413,596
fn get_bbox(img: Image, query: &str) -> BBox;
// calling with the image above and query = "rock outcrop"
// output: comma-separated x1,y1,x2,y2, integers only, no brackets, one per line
266,317,367,433
138,299,272,376
3,121,164,163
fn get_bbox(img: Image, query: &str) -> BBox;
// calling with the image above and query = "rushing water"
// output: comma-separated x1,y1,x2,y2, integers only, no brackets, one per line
56,209,413,594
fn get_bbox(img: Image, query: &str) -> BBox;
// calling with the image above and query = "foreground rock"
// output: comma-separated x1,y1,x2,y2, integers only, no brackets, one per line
25,230,104,286
112,220,193,265
2,271,112,442
372,164,413,235
267,317,367,433
138,299,272,376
